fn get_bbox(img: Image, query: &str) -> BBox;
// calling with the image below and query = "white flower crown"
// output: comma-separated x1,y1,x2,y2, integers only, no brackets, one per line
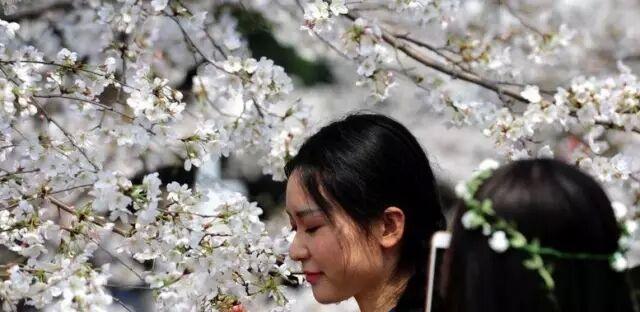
455,159,636,290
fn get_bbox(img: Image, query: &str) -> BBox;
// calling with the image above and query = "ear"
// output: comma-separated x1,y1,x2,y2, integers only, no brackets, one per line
378,206,405,249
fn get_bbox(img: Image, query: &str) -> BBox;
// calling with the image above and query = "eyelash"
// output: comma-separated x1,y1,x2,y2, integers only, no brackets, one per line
290,224,319,234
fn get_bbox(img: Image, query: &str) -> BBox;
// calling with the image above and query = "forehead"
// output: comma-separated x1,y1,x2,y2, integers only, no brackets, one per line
285,173,355,224
285,173,318,215
285,175,372,244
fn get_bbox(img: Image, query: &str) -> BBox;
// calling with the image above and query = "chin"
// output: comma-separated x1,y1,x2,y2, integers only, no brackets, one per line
311,285,351,304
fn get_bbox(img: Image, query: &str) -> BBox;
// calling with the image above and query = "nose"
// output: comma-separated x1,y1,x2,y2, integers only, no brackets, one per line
288,231,309,261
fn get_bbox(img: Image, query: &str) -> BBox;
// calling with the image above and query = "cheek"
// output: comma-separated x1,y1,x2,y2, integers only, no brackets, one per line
344,239,383,277
307,231,343,264
305,228,386,303
309,230,382,278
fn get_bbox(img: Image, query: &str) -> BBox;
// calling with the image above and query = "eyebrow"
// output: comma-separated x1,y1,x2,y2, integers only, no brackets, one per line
287,208,321,219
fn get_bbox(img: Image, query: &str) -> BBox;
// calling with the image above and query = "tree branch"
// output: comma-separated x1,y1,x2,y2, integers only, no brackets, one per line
46,196,129,237
344,13,529,103
0,1,73,22
33,94,135,121
498,0,545,37
32,99,100,172
0,60,138,91
0,168,39,178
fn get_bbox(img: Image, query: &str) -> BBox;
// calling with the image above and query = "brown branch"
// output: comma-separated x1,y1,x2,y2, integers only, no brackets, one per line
338,14,640,135
159,207,223,219
106,283,153,289
385,31,528,102
49,183,94,195
33,94,135,121
0,1,73,22
0,60,138,91
344,13,528,103
88,236,145,282
166,14,216,66
32,99,100,172
1,59,104,77
173,0,228,60
498,0,545,37
393,34,550,96
594,119,640,135
394,33,470,71
622,54,640,62
0,168,39,178
112,297,135,312
47,196,129,237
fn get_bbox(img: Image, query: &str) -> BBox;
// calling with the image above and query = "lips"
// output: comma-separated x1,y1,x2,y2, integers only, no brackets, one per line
304,271,323,285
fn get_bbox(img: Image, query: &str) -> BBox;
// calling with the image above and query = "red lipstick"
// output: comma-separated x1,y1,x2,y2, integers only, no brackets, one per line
304,271,323,285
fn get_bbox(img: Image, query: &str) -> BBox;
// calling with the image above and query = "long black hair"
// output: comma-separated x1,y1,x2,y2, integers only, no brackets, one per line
284,113,445,311
442,159,633,312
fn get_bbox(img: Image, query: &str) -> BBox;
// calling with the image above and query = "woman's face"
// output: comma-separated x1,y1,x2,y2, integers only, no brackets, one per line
285,173,385,303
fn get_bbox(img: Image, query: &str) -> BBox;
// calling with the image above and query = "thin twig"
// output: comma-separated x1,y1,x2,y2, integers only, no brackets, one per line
0,144,16,150
47,196,128,237
89,236,145,282
32,99,100,172
49,183,94,195
112,297,135,312
0,1,73,22
343,13,528,103
0,60,137,91
499,0,545,37
106,283,152,290
395,33,472,73
166,14,215,66
159,207,222,218
194,77,238,118
174,0,228,60
33,94,135,121
383,32,528,102
0,168,40,178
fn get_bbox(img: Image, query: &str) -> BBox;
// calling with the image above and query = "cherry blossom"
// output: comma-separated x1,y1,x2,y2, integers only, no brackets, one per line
2,0,640,311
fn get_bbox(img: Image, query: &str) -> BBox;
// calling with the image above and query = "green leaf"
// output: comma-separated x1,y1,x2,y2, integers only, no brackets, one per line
523,255,543,270
480,199,494,215
529,239,541,253
510,232,528,248
538,266,555,290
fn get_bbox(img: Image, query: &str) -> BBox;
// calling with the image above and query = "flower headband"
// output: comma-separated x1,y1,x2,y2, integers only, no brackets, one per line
455,159,635,291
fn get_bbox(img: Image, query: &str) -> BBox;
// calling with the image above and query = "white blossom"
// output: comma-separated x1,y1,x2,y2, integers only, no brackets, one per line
330,0,348,16
461,210,483,230
488,231,510,253
611,252,629,272
612,202,628,220
521,85,542,103
151,0,169,12
2,0,640,310
478,159,500,171
0,19,20,38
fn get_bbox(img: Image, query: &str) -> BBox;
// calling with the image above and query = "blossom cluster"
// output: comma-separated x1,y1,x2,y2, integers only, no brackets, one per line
0,1,309,310
2,0,640,311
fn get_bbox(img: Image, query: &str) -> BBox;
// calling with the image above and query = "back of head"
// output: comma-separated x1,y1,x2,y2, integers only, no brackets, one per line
442,159,632,312
285,113,445,310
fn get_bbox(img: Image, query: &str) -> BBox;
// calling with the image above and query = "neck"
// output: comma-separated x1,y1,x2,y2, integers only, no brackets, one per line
355,270,412,312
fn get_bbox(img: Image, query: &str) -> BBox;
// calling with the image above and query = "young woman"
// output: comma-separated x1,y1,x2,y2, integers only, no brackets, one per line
441,159,634,312
284,113,446,312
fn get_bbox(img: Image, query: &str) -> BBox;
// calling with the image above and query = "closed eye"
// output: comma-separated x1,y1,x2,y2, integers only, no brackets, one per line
305,226,320,234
